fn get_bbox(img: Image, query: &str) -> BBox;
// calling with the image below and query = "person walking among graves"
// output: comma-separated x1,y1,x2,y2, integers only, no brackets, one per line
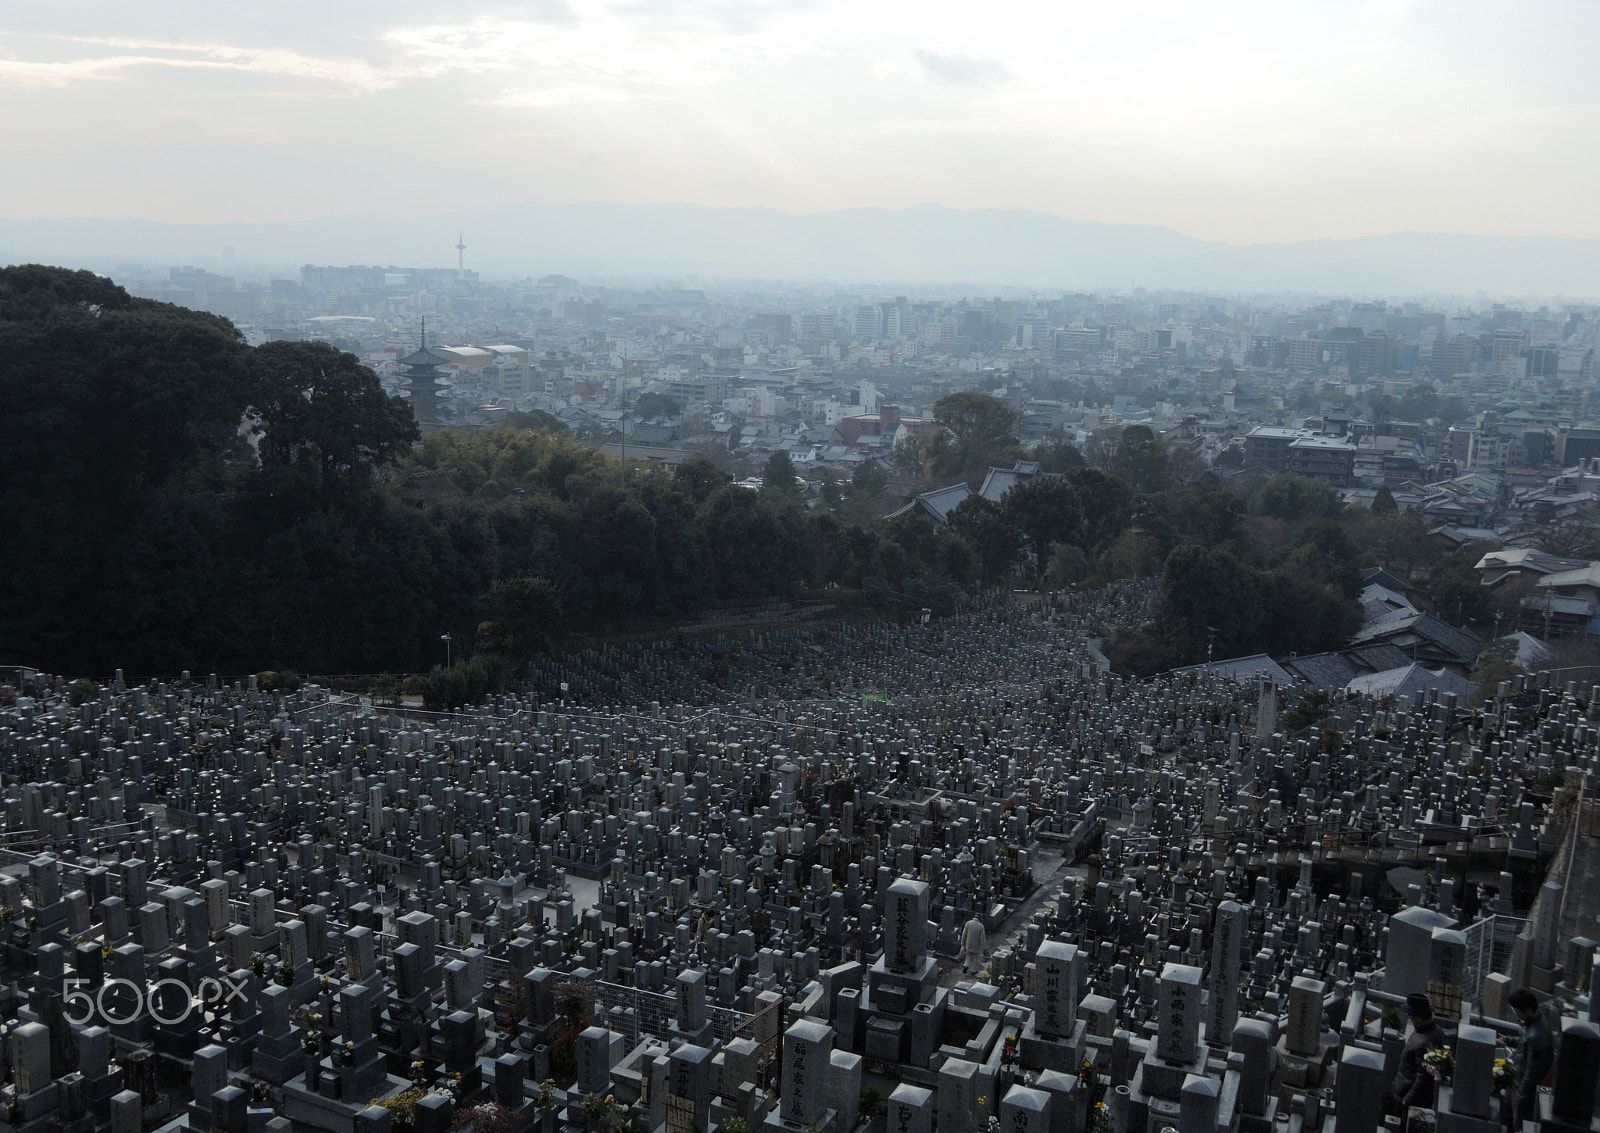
1390,993,1447,1125
1504,988,1553,1128
958,914,987,976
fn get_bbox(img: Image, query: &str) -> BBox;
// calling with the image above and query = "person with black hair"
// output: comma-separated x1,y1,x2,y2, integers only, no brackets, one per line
1505,988,1553,1127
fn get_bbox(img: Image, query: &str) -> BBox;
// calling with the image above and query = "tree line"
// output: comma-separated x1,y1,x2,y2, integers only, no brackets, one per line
0,267,1493,691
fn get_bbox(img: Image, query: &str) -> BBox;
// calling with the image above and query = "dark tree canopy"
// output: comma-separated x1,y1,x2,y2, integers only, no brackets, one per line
925,391,1019,484
999,476,1082,582
251,340,418,510
633,391,681,418
1248,473,1342,523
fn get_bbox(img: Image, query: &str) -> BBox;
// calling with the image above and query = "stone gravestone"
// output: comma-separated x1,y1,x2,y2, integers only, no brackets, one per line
1548,1019,1599,1126
779,1019,834,1127
667,1043,712,1133
886,1083,934,1133
1447,1024,1495,1120
1156,964,1203,1065
1332,1045,1386,1133
1207,901,1244,1046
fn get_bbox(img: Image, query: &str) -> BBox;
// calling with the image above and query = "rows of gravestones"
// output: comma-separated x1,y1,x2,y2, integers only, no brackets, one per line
0,584,1594,1133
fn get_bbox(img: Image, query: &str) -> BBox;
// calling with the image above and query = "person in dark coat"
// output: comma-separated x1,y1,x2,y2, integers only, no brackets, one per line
1391,993,1448,1122
1506,988,1554,1127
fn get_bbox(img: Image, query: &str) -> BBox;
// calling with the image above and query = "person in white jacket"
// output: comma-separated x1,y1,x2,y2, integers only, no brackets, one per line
958,915,987,976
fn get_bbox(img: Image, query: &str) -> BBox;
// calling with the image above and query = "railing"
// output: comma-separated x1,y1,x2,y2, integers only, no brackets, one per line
726,994,784,1094
587,979,754,1051
1459,913,1528,1004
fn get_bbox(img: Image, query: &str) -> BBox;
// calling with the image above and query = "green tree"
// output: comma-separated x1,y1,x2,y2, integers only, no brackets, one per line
1158,545,1266,661
673,456,731,504
1136,476,1243,557
999,476,1083,584
841,461,887,526
1067,468,1133,554
946,496,1023,585
1371,484,1398,515
1428,549,1495,628
759,450,803,507
506,408,567,433
1046,544,1090,589
699,484,800,598
1248,473,1342,523
927,392,1019,483
1033,438,1086,473
251,340,418,511
633,391,680,418
890,434,927,479
1110,425,1171,492
476,576,562,661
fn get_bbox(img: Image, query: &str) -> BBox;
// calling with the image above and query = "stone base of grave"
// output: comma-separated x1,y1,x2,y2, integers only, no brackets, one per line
338,1050,389,1106
1129,1047,1207,1103
1019,1018,1086,1073
251,1038,300,1084
285,971,321,1008
0,1083,62,1133
868,956,940,1016
283,1071,411,1133
1537,1092,1600,1133
1273,1037,1333,1089
1237,1097,1281,1133
1437,1108,1505,1133
865,1016,906,1063
670,1020,716,1048
760,1107,837,1133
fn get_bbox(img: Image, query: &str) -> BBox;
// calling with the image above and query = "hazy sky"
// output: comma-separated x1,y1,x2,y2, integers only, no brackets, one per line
2,0,1596,244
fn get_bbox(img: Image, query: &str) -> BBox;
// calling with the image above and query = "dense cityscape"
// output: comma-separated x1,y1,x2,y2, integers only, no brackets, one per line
117,257,1600,486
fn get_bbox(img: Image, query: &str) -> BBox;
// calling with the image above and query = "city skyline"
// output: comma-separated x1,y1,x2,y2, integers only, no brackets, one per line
3,0,1597,245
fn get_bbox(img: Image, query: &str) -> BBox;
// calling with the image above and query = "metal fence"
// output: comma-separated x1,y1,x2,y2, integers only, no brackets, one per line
1460,913,1527,1004
588,979,753,1050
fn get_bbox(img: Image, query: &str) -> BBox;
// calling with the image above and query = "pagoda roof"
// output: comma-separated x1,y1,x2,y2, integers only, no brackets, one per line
398,344,453,368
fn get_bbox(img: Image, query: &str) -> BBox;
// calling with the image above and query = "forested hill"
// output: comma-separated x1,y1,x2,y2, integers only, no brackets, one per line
0,266,986,679
5,265,1440,688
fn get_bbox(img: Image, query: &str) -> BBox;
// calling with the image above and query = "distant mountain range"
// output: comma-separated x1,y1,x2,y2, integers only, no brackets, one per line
3,202,1597,296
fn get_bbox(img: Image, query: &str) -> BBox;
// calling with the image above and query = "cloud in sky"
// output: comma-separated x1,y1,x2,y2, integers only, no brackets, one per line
912,50,1007,86
0,0,1596,244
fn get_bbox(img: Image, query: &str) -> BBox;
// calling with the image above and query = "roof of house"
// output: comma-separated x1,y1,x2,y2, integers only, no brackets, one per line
1475,547,1589,574
1348,611,1484,667
1344,642,1421,672
885,482,973,524
1346,663,1478,702
1281,652,1364,690
1171,654,1294,683
1361,567,1414,593
1520,593,1593,616
977,459,1057,503
1360,583,1418,621
1536,563,1600,591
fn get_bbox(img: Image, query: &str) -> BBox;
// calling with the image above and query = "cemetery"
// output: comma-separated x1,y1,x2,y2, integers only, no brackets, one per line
0,589,1595,1133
